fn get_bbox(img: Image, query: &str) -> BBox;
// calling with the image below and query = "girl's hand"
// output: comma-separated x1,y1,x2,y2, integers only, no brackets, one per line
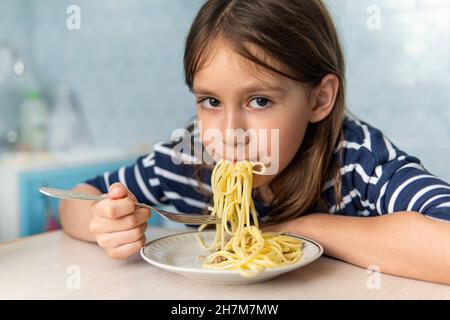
89,182,151,259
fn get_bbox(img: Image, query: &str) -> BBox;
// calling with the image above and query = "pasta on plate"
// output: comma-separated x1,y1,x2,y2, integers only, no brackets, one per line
196,159,303,277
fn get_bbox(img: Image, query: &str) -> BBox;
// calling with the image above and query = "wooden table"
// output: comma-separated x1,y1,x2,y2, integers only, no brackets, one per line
1,227,449,299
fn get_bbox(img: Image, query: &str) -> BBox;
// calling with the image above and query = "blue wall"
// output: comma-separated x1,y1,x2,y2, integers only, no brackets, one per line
326,0,450,181
1,0,202,150
1,0,449,181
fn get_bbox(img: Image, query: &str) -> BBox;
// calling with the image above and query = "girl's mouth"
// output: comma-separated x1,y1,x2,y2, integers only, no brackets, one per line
212,149,272,167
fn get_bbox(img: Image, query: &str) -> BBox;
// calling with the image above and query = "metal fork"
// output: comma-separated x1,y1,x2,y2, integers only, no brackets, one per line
39,187,218,225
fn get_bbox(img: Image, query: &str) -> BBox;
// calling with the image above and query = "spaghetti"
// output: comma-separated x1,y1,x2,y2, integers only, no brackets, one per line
196,159,303,277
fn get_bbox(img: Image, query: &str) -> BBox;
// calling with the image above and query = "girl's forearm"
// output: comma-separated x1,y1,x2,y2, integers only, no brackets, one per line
59,183,100,243
272,212,450,285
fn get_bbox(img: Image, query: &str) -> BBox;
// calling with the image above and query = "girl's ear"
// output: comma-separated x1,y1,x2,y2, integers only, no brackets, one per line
309,74,340,123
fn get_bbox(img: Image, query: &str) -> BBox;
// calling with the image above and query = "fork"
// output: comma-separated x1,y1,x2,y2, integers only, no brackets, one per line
39,187,218,225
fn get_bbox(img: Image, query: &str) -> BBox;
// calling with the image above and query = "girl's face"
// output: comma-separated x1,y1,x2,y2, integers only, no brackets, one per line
192,40,333,189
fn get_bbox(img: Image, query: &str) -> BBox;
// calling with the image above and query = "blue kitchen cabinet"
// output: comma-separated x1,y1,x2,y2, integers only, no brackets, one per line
18,159,163,237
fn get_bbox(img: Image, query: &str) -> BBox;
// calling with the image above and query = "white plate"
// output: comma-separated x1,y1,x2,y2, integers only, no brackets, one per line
140,230,323,285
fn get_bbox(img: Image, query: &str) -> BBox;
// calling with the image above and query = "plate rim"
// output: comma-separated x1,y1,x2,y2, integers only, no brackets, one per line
140,230,324,275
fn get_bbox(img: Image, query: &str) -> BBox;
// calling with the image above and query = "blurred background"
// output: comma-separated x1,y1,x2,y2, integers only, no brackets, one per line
0,0,449,242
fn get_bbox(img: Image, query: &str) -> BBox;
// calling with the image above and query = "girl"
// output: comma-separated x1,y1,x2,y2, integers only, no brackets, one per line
60,0,450,285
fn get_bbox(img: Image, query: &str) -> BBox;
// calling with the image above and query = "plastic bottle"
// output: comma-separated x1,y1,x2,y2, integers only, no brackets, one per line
47,86,88,151
19,89,49,151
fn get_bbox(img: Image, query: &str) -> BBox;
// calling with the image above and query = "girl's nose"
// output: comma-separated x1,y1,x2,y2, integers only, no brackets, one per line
224,129,250,147
223,108,249,147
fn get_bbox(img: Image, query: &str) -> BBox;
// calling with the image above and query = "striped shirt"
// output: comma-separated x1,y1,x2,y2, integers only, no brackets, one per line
85,117,450,223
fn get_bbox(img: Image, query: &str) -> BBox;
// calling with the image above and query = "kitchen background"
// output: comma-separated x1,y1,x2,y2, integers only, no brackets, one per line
0,0,449,242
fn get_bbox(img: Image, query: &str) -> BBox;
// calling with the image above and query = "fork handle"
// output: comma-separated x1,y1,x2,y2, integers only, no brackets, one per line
39,187,159,213
38,187,216,224
135,202,160,214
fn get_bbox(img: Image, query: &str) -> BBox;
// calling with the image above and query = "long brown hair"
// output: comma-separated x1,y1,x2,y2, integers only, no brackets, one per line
183,0,345,222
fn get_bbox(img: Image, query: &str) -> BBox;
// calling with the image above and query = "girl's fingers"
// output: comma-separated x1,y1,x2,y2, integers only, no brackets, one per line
93,196,136,219
108,182,129,200
96,223,147,249
105,235,146,260
108,182,137,201
89,208,151,233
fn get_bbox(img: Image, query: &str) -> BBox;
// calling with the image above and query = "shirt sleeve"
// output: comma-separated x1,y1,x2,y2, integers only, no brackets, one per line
350,127,450,222
336,118,450,223
370,154,450,222
84,152,169,206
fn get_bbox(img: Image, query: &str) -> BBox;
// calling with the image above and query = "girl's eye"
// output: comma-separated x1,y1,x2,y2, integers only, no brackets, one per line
199,97,221,109
248,97,272,110
198,97,273,110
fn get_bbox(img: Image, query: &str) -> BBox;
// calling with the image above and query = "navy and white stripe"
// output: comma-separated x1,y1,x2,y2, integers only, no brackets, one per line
322,117,450,222
85,141,212,214
84,117,450,222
